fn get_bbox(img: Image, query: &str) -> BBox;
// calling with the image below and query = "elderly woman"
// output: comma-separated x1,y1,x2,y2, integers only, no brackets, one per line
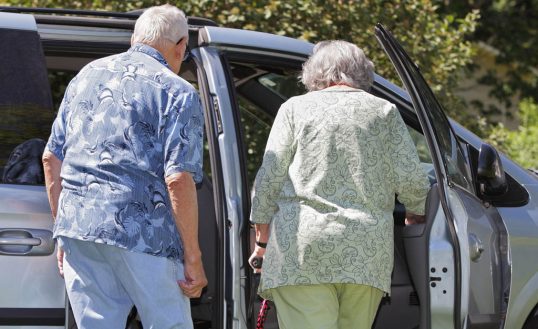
248,40,430,329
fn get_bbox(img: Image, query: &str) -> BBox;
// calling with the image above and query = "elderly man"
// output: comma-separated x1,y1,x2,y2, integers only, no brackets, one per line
42,5,206,328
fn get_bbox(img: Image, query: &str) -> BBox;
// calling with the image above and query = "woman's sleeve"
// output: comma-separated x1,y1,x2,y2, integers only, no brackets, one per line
384,104,430,215
249,102,295,224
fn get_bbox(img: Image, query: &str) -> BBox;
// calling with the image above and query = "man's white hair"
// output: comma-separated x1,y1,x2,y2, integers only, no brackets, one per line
132,4,188,49
301,40,375,92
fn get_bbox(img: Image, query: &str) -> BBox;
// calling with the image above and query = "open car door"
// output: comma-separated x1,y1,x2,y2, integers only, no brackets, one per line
0,12,65,328
375,24,509,329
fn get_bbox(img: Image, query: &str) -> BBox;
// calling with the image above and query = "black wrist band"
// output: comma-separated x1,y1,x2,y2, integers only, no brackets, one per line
255,241,267,248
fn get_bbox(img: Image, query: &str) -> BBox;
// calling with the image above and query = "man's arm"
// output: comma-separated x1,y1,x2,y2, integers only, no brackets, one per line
166,172,207,298
42,150,64,276
42,151,63,219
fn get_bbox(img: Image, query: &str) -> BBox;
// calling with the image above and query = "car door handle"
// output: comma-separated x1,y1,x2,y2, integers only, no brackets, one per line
0,229,54,256
0,237,41,246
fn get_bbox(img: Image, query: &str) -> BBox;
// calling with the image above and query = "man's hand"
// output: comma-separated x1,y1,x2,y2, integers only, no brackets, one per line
166,172,207,298
179,256,207,298
57,246,64,277
248,246,266,274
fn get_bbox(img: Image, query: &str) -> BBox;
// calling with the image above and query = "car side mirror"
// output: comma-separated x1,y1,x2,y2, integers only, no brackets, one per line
477,143,508,197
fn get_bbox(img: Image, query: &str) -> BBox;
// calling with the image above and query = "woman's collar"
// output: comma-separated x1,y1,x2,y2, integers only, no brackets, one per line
318,84,362,92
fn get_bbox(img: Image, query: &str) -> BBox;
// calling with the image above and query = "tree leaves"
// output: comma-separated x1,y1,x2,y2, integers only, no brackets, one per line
485,98,538,168
2,0,488,153
3,0,477,112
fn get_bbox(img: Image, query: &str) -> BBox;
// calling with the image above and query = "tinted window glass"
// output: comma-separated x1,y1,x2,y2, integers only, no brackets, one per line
408,127,432,164
0,28,54,185
411,71,472,190
391,45,473,191
258,73,305,100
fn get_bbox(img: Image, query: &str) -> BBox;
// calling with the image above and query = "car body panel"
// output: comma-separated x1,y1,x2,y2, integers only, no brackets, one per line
0,12,65,328
0,185,64,309
501,183,538,329
451,86,538,328
428,200,457,327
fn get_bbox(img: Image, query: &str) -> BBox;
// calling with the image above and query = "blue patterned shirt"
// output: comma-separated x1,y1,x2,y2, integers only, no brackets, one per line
46,44,204,260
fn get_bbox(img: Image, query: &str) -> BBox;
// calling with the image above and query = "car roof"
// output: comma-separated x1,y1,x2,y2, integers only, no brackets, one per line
0,6,314,57
201,26,313,59
0,11,37,30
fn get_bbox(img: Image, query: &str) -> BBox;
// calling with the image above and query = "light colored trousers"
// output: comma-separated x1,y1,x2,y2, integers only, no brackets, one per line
58,236,192,329
271,283,383,329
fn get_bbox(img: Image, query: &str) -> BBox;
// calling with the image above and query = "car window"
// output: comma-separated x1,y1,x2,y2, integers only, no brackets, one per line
231,63,305,186
231,62,436,188
48,70,78,111
407,66,472,191
238,96,274,186
408,127,432,164
258,72,304,100
6,56,211,185
0,28,55,185
375,26,473,192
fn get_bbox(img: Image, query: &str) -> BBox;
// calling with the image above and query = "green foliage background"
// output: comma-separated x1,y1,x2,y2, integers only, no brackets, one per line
1,0,479,115
438,0,538,169
483,99,538,169
1,0,536,168
439,1,538,113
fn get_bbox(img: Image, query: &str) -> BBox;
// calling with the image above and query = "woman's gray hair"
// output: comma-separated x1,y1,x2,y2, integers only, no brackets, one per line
301,40,375,92
132,5,188,49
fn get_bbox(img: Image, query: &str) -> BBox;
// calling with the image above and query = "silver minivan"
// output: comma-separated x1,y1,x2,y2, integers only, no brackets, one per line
0,7,537,329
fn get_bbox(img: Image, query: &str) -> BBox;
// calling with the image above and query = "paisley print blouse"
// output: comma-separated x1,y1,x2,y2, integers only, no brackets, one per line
250,86,430,299
46,44,204,261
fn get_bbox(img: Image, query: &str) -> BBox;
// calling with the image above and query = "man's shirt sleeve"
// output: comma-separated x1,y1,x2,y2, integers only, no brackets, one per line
45,85,71,161
163,90,204,183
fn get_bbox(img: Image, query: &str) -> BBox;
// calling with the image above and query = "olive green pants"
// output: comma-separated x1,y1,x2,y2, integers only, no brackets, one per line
270,284,383,329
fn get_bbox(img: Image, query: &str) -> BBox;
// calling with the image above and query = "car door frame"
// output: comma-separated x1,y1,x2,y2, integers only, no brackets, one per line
197,26,317,329
375,23,509,329
195,43,249,329
375,24,465,328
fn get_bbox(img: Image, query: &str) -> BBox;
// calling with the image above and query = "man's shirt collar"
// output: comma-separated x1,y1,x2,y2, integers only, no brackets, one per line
129,43,171,70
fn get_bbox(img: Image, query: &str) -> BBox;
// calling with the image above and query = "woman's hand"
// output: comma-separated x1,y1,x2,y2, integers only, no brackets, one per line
405,212,426,225
248,246,266,274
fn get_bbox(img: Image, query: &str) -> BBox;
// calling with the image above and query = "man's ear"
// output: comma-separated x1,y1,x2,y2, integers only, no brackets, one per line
130,35,135,46
175,40,183,59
